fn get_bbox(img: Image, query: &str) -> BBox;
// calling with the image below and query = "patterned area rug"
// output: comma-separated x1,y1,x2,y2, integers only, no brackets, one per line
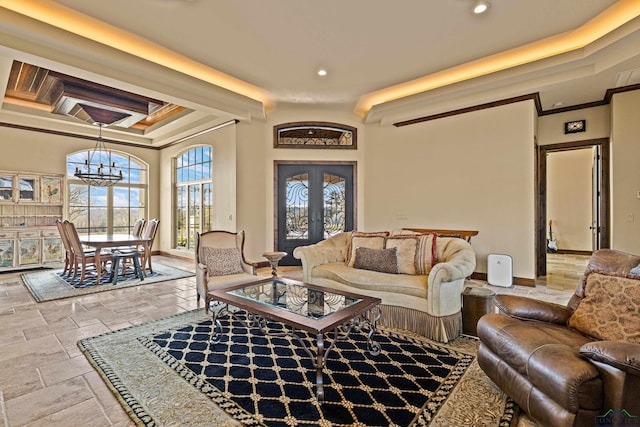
21,263,195,302
78,309,518,427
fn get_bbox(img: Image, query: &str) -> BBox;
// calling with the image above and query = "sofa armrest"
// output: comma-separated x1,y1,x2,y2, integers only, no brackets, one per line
580,341,640,377
196,262,208,298
293,232,350,282
494,295,573,324
242,259,258,276
426,240,476,317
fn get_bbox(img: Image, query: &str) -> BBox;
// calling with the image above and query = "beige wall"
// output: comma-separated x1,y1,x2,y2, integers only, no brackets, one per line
243,105,366,261
158,123,238,259
0,125,161,228
611,90,640,254
537,105,610,145
547,149,593,251
363,101,537,278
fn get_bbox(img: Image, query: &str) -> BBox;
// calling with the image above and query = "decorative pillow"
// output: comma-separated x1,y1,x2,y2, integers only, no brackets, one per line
384,236,419,274
353,247,398,274
384,233,437,275
346,231,389,267
202,247,244,276
567,271,640,343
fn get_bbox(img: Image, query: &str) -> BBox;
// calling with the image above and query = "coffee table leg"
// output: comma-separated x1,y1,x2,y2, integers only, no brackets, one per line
316,333,325,402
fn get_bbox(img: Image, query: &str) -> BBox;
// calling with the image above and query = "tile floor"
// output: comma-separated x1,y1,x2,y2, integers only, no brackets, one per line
0,254,587,426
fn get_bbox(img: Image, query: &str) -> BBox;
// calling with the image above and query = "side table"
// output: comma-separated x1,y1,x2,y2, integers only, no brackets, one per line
262,251,287,277
462,286,496,336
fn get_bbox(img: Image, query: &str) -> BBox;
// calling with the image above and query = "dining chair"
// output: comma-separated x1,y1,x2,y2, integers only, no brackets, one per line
132,218,145,237
55,219,73,276
194,230,259,313
139,218,159,274
63,221,112,283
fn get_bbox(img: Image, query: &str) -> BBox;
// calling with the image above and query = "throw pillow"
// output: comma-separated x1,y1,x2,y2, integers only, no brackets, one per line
346,231,389,267
384,233,437,275
384,236,419,275
202,247,245,276
353,246,398,274
567,271,640,343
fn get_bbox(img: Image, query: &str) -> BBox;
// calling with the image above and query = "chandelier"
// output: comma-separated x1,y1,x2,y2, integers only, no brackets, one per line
74,123,123,187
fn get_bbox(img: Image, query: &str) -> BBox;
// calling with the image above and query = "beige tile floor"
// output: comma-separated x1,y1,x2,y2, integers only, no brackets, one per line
0,254,587,427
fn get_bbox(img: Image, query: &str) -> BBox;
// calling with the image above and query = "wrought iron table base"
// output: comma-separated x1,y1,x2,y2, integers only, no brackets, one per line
210,305,382,401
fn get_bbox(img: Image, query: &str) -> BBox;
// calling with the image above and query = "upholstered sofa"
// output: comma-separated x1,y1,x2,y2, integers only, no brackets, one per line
478,249,640,427
293,230,476,342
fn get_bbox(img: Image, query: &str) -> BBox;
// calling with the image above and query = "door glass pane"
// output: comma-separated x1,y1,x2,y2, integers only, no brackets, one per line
286,173,309,239
323,174,346,238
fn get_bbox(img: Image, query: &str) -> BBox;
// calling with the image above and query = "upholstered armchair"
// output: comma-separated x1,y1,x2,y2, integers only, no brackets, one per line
477,249,640,427
194,230,260,313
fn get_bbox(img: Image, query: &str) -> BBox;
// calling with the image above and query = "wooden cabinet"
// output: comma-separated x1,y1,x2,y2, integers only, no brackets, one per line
0,170,64,271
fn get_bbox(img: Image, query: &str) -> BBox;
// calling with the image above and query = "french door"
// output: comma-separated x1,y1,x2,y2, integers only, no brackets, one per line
276,162,355,265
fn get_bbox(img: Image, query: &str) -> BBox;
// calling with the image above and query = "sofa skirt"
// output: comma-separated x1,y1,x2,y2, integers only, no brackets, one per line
378,304,461,343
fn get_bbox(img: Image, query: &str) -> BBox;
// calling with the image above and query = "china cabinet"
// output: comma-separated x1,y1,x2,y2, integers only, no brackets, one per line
0,170,64,271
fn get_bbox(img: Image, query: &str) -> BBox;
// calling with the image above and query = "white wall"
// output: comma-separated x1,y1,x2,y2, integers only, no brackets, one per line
363,101,537,278
546,149,593,251
610,90,640,254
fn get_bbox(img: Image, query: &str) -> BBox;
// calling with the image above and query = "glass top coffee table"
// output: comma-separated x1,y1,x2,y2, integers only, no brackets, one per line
208,277,382,401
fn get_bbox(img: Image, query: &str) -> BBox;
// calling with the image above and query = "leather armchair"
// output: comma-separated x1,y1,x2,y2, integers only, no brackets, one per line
477,249,640,427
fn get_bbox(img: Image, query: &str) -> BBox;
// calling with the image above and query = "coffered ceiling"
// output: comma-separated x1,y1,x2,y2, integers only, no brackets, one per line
1,0,640,146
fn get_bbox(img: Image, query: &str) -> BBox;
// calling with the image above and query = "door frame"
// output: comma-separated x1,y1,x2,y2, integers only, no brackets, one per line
536,138,610,276
273,160,357,253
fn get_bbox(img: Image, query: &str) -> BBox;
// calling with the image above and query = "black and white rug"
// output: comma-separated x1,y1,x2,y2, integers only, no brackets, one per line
78,309,518,426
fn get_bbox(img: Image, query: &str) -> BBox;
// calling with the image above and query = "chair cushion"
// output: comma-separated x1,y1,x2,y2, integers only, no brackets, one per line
202,247,244,276
353,246,398,274
567,271,640,343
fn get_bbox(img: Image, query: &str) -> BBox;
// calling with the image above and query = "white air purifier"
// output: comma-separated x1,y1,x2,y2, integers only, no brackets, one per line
487,254,513,288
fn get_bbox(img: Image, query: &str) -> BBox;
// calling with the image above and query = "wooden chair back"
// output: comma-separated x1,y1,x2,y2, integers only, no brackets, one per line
132,218,146,237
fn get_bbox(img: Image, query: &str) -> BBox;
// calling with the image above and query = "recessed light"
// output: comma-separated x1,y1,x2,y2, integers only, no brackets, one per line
473,0,489,14
317,69,327,77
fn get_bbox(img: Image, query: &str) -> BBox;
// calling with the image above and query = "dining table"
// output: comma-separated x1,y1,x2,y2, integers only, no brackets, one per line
78,234,152,280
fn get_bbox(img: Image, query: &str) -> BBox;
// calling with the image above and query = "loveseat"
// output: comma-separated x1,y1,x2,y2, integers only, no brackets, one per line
477,249,640,427
293,230,476,342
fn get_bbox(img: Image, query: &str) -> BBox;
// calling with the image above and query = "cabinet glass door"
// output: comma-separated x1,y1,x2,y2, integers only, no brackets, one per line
0,176,13,202
18,177,37,202
0,239,15,267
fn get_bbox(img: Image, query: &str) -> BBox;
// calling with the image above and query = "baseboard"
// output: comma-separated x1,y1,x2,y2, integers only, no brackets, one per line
470,272,536,288
157,251,192,262
554,249,592,256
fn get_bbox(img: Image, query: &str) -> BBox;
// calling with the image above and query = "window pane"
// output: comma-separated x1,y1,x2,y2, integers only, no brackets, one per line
113,187,129,207
67,151,147,237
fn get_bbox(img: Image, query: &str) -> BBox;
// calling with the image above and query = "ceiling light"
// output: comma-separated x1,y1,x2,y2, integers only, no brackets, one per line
317,69,328,77
74,124,123,187
473,1,489,14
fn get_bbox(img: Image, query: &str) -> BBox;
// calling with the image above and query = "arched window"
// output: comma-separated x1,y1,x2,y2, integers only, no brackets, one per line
175,146,212,250
67,150,148,235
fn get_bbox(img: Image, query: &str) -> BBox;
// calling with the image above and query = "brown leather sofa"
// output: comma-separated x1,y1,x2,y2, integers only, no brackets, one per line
477,249,640,427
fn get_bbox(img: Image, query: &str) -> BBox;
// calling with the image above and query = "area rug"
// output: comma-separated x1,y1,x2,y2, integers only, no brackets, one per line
21,263,195,302
78,309,518,427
